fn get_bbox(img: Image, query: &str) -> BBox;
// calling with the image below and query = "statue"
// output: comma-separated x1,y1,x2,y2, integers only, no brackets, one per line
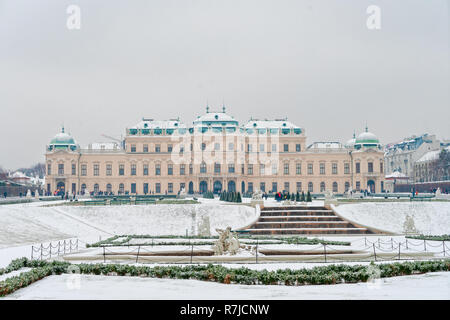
324,190,338,205
250,189,264,207
403,215,418,234
34,190,40,199
213,227,241,255
26,189,32,198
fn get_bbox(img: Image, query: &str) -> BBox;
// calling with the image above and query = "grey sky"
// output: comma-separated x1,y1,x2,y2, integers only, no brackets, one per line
0,0,448,169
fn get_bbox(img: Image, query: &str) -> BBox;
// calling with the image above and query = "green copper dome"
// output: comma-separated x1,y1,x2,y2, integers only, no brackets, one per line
48,127,77,151
354,126,380,149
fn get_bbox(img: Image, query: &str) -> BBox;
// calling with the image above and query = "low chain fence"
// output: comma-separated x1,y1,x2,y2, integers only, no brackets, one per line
31,238,79,261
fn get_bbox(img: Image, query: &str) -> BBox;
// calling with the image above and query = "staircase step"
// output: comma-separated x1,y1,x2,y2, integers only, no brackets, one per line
261,211,336,216
259,216,343,222
251,222,356,229
245,228,370,235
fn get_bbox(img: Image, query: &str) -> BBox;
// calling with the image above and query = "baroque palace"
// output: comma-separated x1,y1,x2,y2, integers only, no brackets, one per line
45,106,385,196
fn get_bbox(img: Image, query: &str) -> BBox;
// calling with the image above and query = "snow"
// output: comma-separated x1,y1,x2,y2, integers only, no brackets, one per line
3,272,449,300
0,201,257,249
333,202,450,235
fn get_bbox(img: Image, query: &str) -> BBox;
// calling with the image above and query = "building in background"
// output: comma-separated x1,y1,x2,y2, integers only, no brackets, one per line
384,134,441,182
45,106,385,196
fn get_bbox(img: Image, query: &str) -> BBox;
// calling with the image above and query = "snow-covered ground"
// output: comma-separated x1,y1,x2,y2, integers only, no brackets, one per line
333,202,450,234
0,200,257,249
4,272,449,300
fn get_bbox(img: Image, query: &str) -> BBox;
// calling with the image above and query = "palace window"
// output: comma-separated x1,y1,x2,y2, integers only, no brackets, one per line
368,162,374,173
214,143,220,151
180,164,185,175
296,163,301,175
260,164,265,175
155,164,161,176
81,164,87,176
284,182,290,193
248,182,254,193
272,182,277,193
131,183,136,194
168,163,173,175
284,163,289,175
296,144,301,152
308,182,313,192
58,164,64,175
155,144,161,153
200,162,207,173
344,163,350,174
320,163,325,175
283,144,289,152
143,164,148,176
228,143,234,151
307,163,313,175
143,144,148,153
155,183,161,193
228,164,235,173
131,144,136,153
356,181,361,191
47,163,51,175
143,183,148,194
356,162,360,174
119,183,124,194
345,182,350,192
201,143,206,151
106,183,112,193
131,164,136,176
168,144,173,153
380,162,383,173
332,182,338,193
332,163,338,175
93,164,99,176
272,163,278,175
168,183,173,193
248,164,253,175
320,182,326,192
94,183,99,193
272,144,277,152
214,163,221,174
71,164,76,175
296,182,302,192
241,164,245,174
189,164,193,174
247,144,252,152
106,164,112,176
260,144,265,152
260,182,265,192
119,164,124,176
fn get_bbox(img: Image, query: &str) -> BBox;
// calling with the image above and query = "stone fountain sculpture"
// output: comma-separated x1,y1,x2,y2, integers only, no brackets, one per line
213,227,241,255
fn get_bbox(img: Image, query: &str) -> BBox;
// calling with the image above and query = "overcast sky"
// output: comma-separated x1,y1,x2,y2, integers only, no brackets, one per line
0,0,448,169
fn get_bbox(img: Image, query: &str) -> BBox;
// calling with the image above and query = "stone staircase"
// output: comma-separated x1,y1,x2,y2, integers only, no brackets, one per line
244,206,375,235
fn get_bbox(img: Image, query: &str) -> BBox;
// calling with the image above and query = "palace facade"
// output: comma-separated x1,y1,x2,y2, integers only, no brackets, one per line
45,107,385,196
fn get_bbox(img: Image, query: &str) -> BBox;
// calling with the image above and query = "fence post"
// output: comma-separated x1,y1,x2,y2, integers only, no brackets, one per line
64,240,66,255
103,246,106,263
323,244,327,263
373,243,377,262
40,243,43,260
49,242,52,258
391,238,393,250
406,239,408,250
443,241,446,257
190,244,194,264
31,246,33,260
58,241,61,255
136,245,141,263
364,237,367,247
398,243,401,260
152,239,154,247
424,240,426,252
256,240,259,264
76,239,79,251
378,238,380,249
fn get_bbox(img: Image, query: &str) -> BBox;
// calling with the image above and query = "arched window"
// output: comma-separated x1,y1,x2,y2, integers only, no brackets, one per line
320,182,326,192
119,183,124,194
308,182,313,192
332,182,338,193
200,162,207,173
94,183,99,194
345,182,350,192
106,183,112,193
81,183,86,195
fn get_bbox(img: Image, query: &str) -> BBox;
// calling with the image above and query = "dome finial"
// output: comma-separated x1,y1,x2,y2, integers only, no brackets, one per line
365,122,368,132
206,100,209,113
222,99,226,113
61,124,65,133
